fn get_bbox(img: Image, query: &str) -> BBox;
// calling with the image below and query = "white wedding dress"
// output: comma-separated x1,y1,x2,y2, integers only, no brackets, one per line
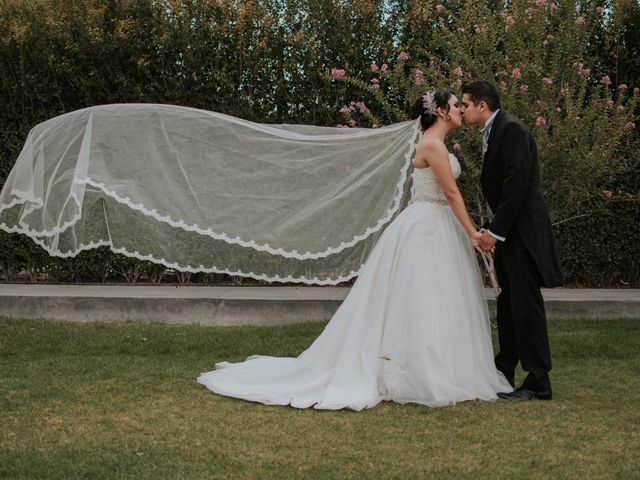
198,154,513,410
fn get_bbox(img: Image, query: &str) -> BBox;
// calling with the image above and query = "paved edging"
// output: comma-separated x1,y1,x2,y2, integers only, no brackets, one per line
0,285,638,326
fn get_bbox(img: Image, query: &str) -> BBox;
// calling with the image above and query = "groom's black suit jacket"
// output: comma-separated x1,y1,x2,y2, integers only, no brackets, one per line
481,110,563,288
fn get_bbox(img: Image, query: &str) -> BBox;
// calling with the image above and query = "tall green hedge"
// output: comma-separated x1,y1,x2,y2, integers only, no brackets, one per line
0,0,638,286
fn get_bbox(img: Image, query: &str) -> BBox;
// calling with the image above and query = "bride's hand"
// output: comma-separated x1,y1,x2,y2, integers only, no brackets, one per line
470,231,483,253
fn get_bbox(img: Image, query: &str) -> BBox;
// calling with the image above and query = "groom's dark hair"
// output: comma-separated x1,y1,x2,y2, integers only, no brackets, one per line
461,81,501,111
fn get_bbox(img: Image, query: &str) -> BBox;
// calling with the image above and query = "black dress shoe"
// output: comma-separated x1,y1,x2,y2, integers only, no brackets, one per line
497,389,552,401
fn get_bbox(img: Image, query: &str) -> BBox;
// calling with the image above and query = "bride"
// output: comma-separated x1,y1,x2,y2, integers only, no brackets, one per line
197,90,513,410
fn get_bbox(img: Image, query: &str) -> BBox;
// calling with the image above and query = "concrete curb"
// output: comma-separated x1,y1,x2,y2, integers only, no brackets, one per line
0,285,638,326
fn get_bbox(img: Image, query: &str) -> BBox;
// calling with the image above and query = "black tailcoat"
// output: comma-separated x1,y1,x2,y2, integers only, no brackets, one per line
481,110,563,288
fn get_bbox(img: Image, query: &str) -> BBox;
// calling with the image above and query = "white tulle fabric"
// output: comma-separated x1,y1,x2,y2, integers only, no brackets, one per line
0,104,420,284
198,154,513,410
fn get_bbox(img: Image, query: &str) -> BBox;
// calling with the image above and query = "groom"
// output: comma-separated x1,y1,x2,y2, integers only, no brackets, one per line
460,80,564,401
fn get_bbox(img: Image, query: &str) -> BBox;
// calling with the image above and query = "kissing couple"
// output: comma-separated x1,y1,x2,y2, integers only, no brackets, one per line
198,80,564,410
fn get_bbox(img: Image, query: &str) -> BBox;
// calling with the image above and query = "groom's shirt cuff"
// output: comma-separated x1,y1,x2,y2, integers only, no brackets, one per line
480,228,506,242
487,230,506,242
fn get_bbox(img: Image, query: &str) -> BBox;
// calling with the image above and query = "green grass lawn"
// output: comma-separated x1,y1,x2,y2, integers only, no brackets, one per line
1,318,639,480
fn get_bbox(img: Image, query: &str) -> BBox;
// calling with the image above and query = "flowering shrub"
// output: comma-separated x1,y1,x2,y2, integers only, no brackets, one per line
328,0,638,230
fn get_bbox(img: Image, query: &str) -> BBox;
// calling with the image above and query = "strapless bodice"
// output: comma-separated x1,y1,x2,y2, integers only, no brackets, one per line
410,153,461,205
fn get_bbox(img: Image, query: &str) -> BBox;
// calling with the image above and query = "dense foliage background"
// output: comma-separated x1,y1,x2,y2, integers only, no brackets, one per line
0,0,638,286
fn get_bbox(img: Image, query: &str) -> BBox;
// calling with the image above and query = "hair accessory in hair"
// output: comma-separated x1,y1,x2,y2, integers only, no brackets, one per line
422,91,437,115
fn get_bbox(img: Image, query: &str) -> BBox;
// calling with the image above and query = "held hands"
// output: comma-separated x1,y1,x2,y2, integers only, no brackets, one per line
479,231,497,253
470,230,497,253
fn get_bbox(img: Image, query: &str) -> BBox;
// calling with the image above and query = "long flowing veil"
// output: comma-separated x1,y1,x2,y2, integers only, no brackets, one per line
0,104,419,284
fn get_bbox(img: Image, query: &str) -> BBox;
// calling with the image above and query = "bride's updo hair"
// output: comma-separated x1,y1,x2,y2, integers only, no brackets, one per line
410,90,453,131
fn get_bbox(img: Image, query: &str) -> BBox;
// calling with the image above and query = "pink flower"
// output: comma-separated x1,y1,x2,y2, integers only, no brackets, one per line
550,3,558,11
543,77,554,85
370,78,380,85
436,4,445,13
456,78,462,88
475,24,482,33
414,69,424,85
512,67,522,79
607,99,615,108
572,62,585,75
505,15,515,30
453,143,461,151
596,6,604,15
370,63,378,73
536,0,546,5
525,7,534,15
399,51,409,61
536,116,546,126
355,101,368,113
575,16,585,25
601,190,613,198
520,84,529,92
601,75,612,85
457,27,465,32
339,106,350,113
572,62,591,77
381,63,388,72
543,40,549,46
623,122,635,130
454,66,463,77
331,68,345,80
555,107,561,112
618,83,628,91
336,124,348,128
617,105,625,112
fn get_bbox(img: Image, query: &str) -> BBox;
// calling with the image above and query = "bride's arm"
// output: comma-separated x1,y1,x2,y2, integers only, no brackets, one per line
419,142,481,247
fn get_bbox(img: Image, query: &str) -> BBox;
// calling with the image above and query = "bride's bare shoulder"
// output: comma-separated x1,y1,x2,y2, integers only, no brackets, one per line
414,138,449,168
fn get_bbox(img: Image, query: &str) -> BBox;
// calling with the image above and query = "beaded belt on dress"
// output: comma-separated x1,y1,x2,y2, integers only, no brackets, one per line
411,193,448,205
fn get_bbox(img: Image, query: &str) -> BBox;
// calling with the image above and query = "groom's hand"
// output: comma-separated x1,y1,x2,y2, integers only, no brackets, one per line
479,232,497,253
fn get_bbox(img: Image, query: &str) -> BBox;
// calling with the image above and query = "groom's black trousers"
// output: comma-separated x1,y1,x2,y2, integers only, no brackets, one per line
493,233,552,380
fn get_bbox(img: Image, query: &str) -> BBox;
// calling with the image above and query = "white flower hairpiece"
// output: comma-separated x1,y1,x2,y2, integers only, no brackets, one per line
422,91,437,115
